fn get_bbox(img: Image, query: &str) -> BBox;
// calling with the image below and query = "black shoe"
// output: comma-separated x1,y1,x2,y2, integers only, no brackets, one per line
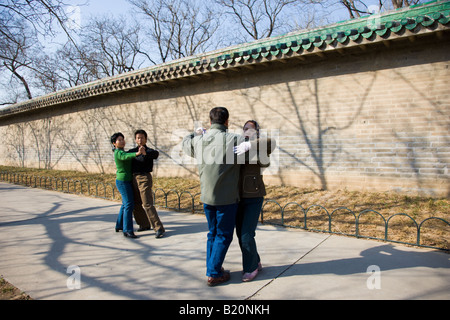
155,229,165,238
115,228,122,233
123,232,138,239
137,226,151,232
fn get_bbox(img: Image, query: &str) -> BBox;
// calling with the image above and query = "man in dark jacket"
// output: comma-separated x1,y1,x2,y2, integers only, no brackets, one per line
128,129,165,238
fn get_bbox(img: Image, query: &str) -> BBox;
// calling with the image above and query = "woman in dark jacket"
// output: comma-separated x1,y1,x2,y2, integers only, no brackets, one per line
236,120,275,282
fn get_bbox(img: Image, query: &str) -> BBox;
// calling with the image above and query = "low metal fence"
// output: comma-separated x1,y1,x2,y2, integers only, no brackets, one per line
0,171,117,200
1,171,448,252
260,200,449,251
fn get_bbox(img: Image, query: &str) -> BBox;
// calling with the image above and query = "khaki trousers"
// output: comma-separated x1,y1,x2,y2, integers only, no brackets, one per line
132,173,164,231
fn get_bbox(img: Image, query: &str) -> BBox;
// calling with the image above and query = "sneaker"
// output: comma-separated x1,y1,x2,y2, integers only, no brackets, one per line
207,271,230,287
242,268,259,282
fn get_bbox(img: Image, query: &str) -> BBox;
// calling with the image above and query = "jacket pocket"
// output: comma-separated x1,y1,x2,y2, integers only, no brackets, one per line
243,175,259,193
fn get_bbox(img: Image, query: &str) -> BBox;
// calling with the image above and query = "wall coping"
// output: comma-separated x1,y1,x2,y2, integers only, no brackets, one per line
1,0,449,119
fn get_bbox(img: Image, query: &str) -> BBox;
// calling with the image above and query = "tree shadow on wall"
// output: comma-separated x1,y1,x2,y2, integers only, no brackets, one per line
236,74,376,190
389,69,450,197
5,117,67,170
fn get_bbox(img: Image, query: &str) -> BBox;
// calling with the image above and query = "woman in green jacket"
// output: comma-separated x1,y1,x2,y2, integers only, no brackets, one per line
111,132,145,239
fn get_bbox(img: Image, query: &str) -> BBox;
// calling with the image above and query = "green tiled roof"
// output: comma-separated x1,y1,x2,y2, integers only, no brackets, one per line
1,0,449,118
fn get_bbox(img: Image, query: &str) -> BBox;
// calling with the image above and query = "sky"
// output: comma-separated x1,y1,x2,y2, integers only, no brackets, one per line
71,0,388,21
66,0,361,29
64,0,391,36
81,0,133,15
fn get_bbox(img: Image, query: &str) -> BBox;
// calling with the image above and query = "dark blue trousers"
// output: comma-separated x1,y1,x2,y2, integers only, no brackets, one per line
115,179,135,233
203,203,238,278
236,197,264,273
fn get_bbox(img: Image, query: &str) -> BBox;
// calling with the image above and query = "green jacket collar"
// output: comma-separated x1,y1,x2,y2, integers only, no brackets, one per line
210,123,227,131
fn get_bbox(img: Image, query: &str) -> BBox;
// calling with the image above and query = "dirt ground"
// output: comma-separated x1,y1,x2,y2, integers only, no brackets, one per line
0,276,31,300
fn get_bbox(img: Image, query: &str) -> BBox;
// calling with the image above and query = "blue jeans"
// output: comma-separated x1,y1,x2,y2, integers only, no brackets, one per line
236,197,264,273
116,179,135,233
203,203,238,278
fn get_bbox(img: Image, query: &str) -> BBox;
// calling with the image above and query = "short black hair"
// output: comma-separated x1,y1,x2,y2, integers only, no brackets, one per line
110,132,124,144
209,107,229,125
134,129,147,139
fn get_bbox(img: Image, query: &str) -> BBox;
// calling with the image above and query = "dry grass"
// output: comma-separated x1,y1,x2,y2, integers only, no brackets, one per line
262,185,449,250
1,165,448,250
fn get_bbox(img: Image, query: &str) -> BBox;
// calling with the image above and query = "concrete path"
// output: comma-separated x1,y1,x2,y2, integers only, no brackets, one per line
0,182,449,300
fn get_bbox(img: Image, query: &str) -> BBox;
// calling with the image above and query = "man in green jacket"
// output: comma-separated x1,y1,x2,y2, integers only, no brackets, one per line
182,107,245,286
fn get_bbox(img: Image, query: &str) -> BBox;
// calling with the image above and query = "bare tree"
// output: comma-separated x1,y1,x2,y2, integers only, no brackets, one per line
391,0,423,9
169,1,220,59
80,15,151,77
0,0,81,46
0,0,78,104
339,0,366,18
32,52,67,94
216,0,297,41
27,14,152,93
129,0,220,63
53,42,102,87
0,18,42,100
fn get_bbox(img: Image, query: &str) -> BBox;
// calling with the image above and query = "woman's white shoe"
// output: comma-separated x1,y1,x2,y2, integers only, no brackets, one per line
242,269,259,282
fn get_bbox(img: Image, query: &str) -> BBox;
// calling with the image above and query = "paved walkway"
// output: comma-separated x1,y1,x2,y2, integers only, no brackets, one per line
0,182,449,300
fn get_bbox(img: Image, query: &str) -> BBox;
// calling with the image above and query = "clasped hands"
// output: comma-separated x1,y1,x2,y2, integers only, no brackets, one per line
136,146,146,156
